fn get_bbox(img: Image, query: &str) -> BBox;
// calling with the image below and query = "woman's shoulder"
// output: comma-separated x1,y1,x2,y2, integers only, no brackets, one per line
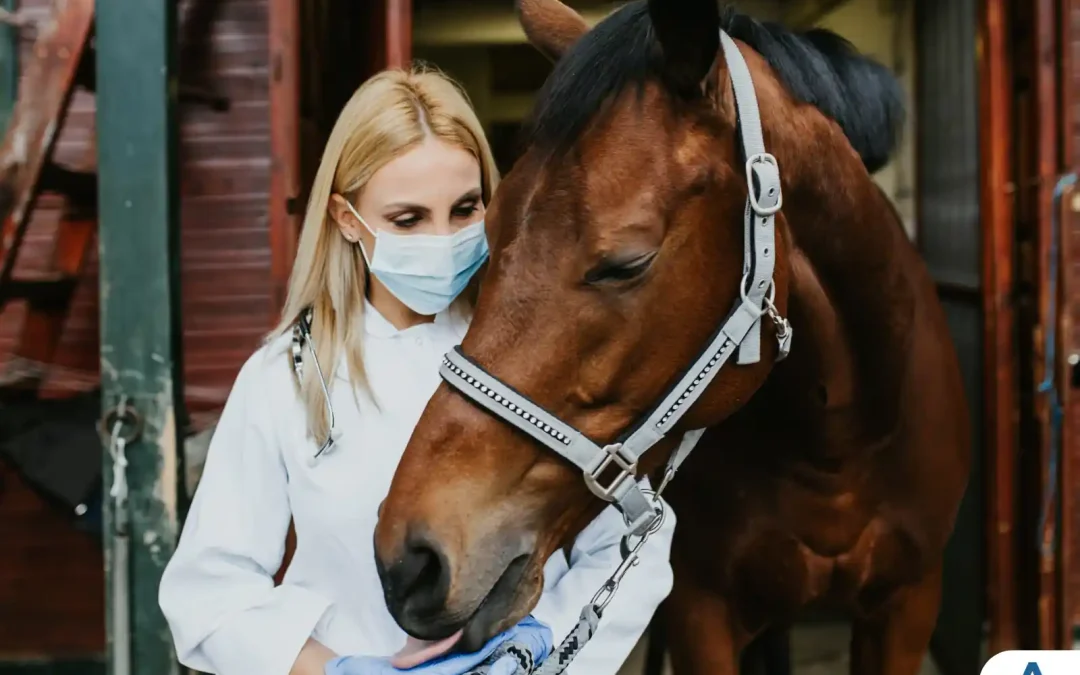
230,332,298,400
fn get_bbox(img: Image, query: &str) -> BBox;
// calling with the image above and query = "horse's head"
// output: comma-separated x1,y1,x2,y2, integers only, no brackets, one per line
373,0,902,649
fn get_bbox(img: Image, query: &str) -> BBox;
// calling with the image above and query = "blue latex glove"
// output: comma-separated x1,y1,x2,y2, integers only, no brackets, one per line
325,616,552,675
466,616,552,675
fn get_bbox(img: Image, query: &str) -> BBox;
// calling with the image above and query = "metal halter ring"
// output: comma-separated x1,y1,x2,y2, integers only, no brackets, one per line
98,398,143,445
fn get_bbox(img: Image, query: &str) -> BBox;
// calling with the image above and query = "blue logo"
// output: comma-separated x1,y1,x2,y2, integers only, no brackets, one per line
980,651,1080,675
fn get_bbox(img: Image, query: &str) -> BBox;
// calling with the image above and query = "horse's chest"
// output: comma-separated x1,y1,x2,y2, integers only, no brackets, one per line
727,513,925,629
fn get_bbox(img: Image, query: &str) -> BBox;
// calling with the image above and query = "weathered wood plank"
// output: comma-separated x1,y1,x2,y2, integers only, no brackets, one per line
0,0,94,281
95,0,184,672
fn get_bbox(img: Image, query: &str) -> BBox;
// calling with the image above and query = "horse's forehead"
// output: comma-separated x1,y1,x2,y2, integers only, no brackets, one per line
509,84,715,225
581,84,678,162
573,88,714,203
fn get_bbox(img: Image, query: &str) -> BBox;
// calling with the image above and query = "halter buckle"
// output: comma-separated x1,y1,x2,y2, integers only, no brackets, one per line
584,443,638,502
746,153,783,216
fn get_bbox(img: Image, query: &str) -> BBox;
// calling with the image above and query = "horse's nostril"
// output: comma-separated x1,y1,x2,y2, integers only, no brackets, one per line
383,533,450,621
401,543,441,597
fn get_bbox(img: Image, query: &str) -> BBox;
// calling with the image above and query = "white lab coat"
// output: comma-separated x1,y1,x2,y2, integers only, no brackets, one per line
158,300,675,675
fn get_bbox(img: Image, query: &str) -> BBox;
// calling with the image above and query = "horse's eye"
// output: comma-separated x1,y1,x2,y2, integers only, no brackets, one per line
584,252,657,286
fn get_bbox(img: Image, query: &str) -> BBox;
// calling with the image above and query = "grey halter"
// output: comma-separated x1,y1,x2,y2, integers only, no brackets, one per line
440,30,791,541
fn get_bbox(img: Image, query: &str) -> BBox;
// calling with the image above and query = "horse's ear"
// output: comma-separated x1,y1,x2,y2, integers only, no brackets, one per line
648,0,721,94
516,0,589,62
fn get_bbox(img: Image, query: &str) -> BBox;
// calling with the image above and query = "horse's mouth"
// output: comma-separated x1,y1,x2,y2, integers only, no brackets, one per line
457,553,535,653
393,551,535,662
391,630,465,669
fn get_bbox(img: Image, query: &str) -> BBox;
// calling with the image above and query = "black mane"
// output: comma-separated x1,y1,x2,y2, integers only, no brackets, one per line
526,2,905,173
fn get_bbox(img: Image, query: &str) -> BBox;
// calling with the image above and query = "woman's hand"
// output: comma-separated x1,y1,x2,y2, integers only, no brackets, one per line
324,616,552,675
292,638,338,675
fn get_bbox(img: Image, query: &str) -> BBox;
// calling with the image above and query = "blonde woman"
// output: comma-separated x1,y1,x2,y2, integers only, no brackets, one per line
158,67,675,675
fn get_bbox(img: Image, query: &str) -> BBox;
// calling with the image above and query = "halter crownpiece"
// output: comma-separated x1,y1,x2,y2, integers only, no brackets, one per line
440,30,791,539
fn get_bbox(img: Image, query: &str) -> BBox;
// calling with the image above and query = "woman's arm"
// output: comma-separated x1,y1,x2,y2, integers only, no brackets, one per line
530,479,676,675
158,351,335,675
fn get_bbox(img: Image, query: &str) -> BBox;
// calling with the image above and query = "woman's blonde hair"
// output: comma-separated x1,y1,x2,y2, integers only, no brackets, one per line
269,65,499,444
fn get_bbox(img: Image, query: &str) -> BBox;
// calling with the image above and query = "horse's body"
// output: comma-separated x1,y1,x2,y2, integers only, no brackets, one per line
373,2,970,673
663,185,968,673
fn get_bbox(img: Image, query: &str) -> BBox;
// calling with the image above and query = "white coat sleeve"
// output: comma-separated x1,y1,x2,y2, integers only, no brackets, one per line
158,351,332,675
531,481,675,675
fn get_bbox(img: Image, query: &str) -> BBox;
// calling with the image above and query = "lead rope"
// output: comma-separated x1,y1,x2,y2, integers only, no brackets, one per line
532,487,668,675
463,481,672,675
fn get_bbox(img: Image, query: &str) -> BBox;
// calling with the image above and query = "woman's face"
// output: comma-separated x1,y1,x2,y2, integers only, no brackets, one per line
330,136,485,249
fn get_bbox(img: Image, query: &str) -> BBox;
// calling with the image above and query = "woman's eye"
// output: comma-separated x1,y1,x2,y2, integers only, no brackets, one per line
584,253,656,285
391,215,421,228
452,203,478,219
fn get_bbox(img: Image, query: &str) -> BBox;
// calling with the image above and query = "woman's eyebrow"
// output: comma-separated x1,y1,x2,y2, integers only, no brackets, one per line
383,202,430,213
454,188,483,203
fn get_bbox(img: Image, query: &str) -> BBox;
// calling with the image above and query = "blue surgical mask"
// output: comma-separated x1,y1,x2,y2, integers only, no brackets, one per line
345,202,489,316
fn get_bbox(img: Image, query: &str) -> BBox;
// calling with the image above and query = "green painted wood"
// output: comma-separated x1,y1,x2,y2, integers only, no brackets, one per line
95,0,184,672
0,0,17,132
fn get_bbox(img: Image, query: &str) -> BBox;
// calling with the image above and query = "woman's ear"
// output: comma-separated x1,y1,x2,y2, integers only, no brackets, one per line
328,193,363,243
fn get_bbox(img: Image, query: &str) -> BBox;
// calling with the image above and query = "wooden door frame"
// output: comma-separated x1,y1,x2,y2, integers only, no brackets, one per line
980,0,1080,652
978,0,1020,654
384,0,412,69
1059,0,1080,649
1030,0,1062,650
266,0,412,321
1056,180,1079,648
96,0,185,671
268,0,301,317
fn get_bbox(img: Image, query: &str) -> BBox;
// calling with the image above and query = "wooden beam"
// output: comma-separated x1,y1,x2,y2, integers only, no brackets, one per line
1058,183,1079,647
1063,0,1080,647
95,0,184,672
0,0,15,133
978,0,1020,654
1033,0,1061,650
269,0,300,318
385,0,412,69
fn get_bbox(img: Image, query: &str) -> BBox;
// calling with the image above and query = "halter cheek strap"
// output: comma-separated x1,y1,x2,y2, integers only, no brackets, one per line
440,30,791,538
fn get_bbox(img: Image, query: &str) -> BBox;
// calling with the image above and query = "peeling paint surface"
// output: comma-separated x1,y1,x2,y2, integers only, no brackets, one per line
97,0,183,670
155,398,179,551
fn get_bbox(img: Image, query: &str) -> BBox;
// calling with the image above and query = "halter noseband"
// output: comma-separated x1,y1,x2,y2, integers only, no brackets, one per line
440,31,791,538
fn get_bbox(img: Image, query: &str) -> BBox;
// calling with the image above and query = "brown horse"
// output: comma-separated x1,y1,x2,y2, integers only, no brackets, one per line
373,1,971,673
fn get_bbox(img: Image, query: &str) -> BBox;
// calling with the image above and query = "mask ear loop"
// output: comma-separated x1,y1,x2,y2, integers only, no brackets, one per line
342,200,376,268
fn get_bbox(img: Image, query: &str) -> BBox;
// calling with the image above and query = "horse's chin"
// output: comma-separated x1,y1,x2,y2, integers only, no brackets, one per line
456,554,541,652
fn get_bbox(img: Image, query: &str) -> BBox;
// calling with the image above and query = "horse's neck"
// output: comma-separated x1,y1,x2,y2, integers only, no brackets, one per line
771,143,918,441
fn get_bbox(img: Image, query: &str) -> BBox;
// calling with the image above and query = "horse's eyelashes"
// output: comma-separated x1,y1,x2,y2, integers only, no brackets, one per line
584,252,657,286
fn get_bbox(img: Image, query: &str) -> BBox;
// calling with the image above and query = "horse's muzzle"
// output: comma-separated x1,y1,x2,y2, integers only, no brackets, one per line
374,526,537,651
